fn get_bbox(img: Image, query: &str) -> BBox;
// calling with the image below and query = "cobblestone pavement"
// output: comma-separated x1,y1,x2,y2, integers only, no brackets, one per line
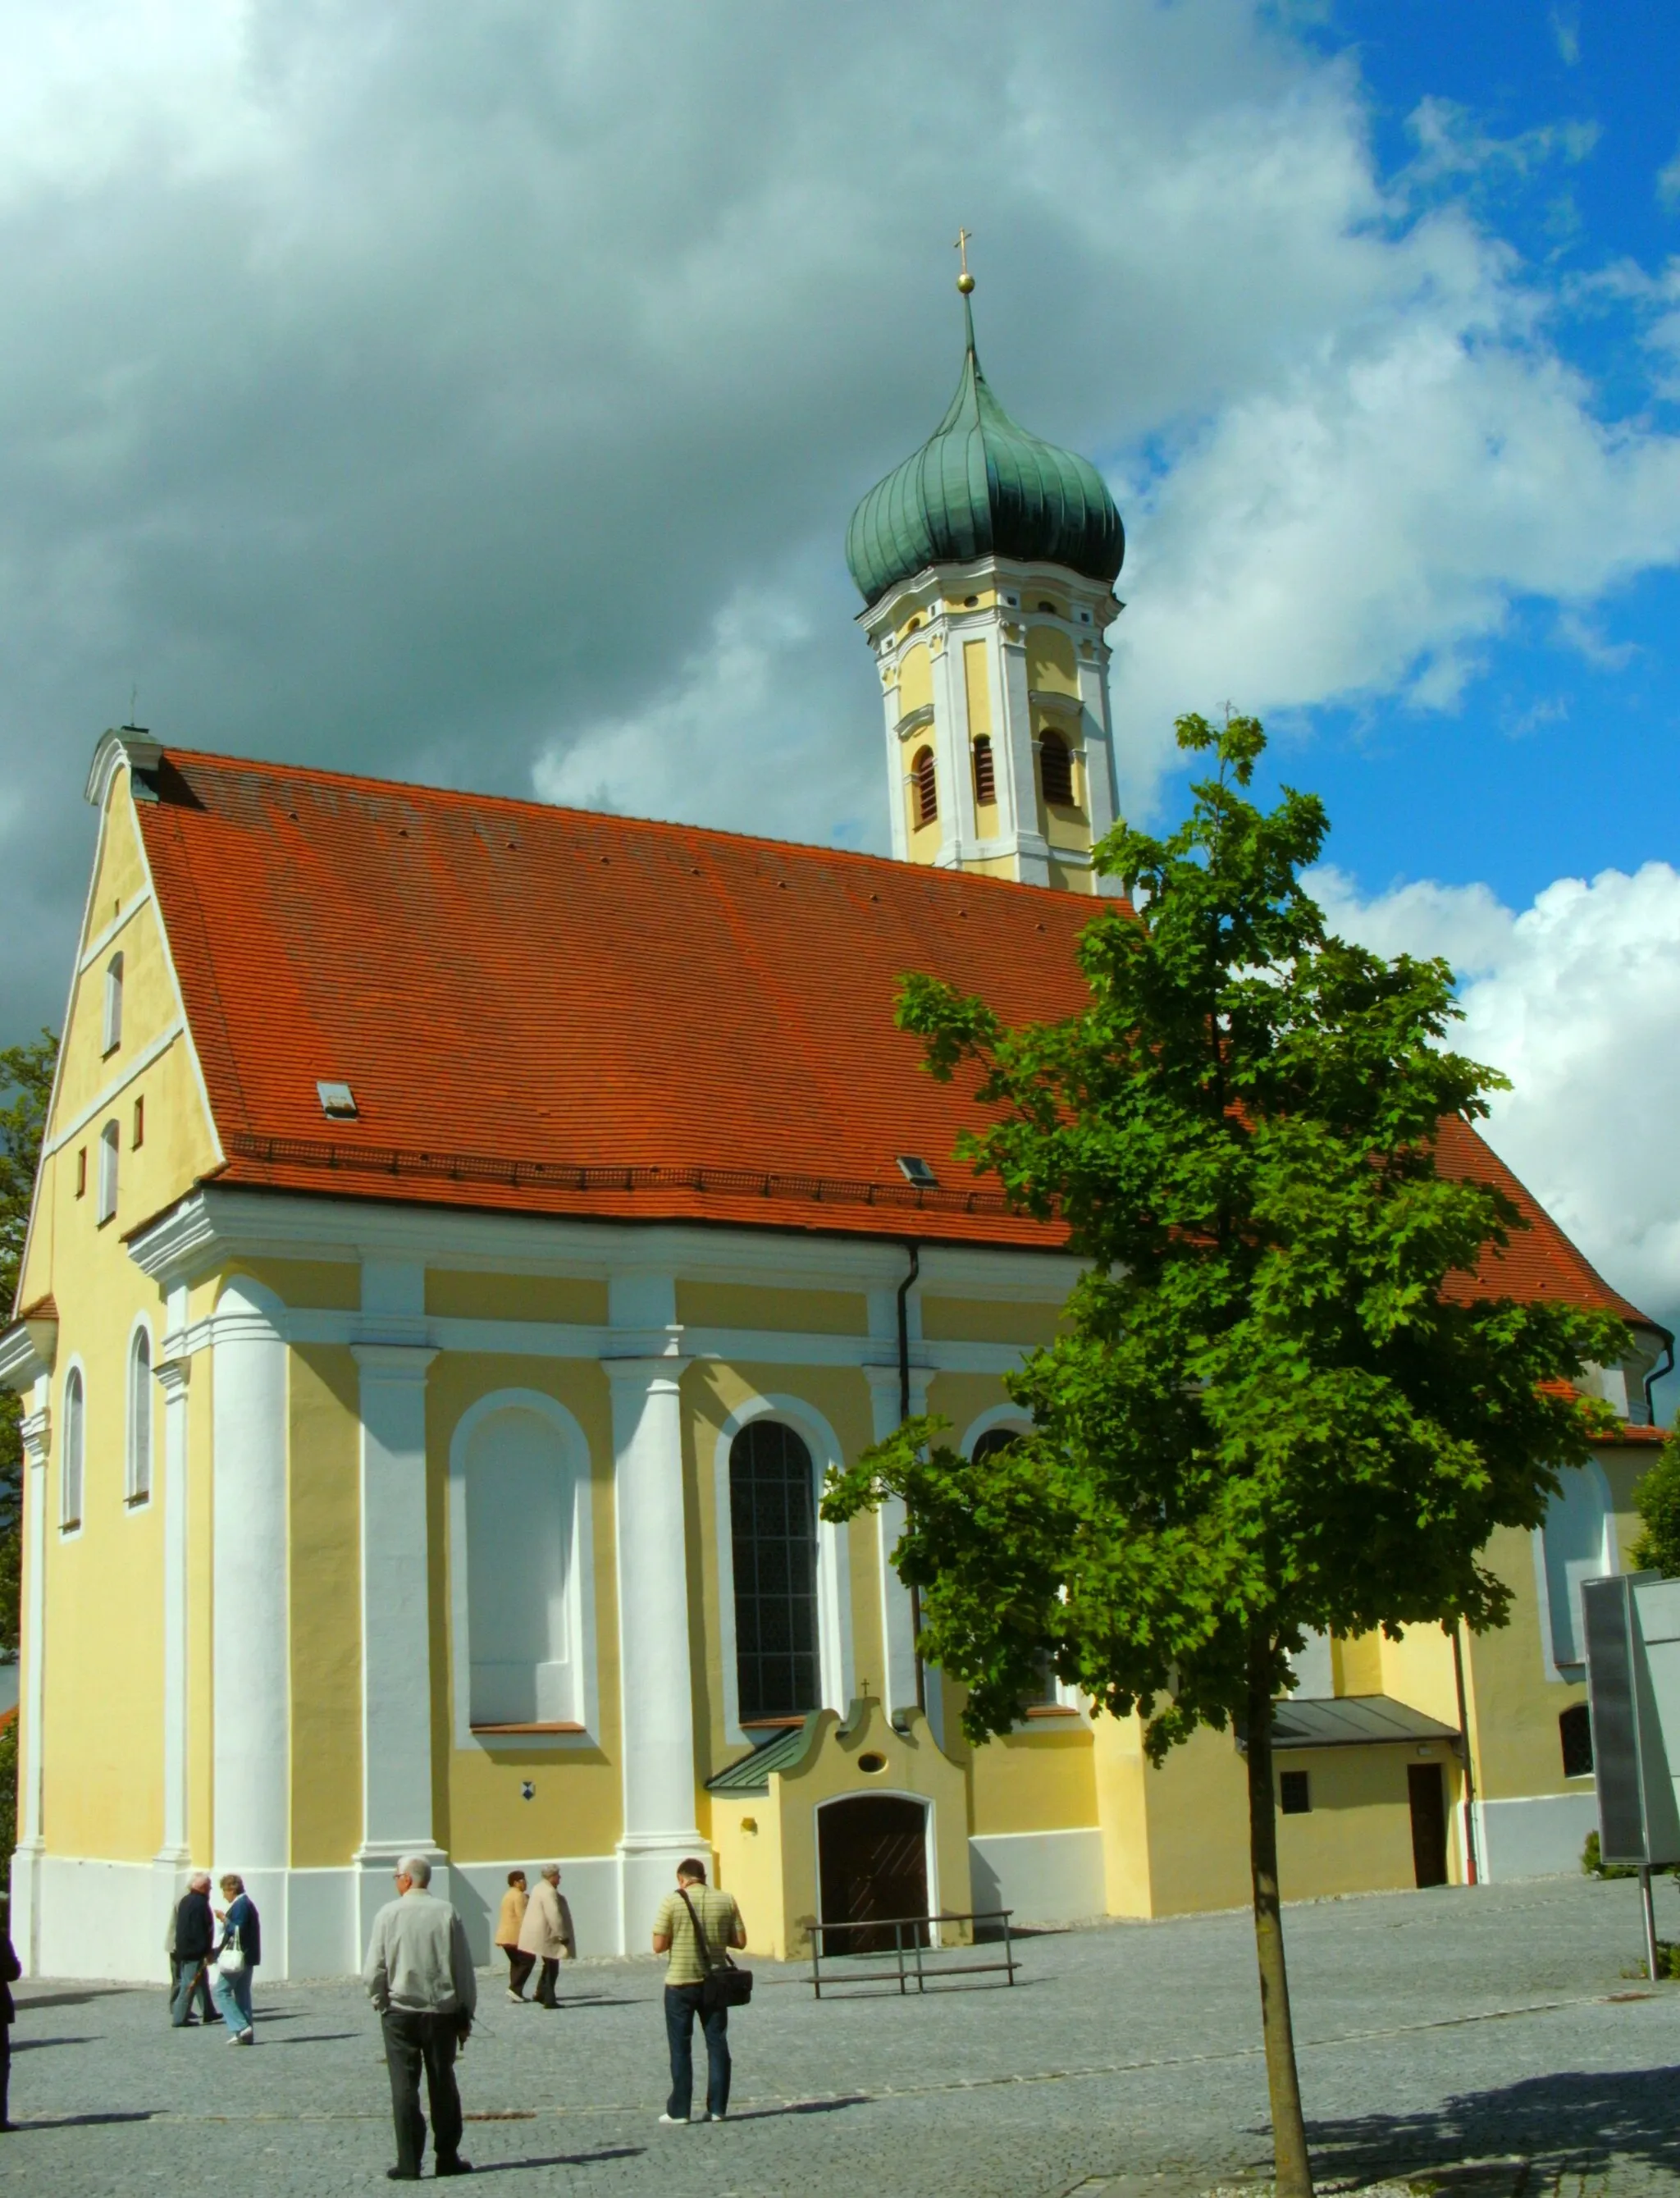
7,1872,1680,2197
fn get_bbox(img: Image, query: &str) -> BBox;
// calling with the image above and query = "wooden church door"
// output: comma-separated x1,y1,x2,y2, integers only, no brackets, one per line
818,1794,929,1954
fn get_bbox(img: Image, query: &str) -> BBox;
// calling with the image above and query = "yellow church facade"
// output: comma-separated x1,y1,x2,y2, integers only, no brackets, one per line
3,290,1669,1981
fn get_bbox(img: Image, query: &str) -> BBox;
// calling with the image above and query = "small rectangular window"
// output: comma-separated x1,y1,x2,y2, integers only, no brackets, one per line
132,1094,145,1149
103,952,125,1053
97,1120,119,1224
1280,1769,1312,1815
75,1147,87,1198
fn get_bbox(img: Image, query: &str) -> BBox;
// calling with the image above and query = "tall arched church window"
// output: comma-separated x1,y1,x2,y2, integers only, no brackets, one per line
127,1327,153,1504
62,1367,84,1530
463,1405,578,1728
972,735,996,807
971,1427,1059,1707
730,1419,820,1723
912,747,938,828
103,952,124,1053
1039,731,1075,807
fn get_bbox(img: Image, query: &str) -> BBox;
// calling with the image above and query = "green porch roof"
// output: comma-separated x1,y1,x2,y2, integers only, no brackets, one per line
705,1716,824,1795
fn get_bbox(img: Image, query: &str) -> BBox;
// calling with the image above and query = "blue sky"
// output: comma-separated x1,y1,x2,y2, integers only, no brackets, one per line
1241,0,1680,911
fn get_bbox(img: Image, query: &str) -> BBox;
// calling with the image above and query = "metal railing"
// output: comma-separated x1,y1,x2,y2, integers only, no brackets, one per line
806,1908,1018,1998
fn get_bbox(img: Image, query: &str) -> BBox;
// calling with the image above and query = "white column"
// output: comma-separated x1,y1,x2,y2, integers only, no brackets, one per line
211,1281,290,1956
1076,642,1119,846
605,1269,702,1950
12,1383,49,1975
930,631,974,869
156,1286,192,1868
351,1257,441,1952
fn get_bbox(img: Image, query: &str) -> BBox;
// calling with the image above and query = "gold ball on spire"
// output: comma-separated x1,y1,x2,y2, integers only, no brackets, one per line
956,269,975,294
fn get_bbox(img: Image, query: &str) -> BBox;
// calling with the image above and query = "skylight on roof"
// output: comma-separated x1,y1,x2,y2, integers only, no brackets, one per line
897,1154,938,1189
317,1081,358,1119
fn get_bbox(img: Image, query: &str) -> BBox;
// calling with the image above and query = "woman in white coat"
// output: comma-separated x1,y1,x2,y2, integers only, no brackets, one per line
515,1865,576,2008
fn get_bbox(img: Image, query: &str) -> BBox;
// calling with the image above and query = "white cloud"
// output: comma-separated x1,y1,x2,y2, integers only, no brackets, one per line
1659,142,1680,209
1550,7,1581,67
1312,861,1680,1342
2,1,1680,1044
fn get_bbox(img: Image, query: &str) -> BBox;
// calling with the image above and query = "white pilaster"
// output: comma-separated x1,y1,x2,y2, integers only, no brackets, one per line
210,1280,290,1953
863,1364,930,1720
352,1254,441,1951
155,1285,191,1867
998,619,1052,887
12,1385,49,1974
605,1271,703,1951
930,629,974,868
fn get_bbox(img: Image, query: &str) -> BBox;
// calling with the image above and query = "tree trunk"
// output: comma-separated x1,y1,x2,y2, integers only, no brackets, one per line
1246,1631,1312,2198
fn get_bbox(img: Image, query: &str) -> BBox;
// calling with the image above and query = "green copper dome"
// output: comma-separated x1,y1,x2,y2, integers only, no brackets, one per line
846,300,1124,608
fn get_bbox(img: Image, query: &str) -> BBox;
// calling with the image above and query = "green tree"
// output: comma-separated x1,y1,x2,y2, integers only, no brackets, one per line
1630,1437,1680,1576
824,715,1624,2198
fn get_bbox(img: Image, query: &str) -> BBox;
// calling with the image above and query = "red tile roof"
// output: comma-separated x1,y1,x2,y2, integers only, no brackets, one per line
130,748,1659,1331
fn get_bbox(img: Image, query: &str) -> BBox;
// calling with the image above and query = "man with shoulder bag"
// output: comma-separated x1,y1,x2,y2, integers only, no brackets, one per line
650,1858,749,2126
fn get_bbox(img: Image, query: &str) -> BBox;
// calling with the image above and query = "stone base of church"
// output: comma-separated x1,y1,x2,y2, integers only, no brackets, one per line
10,1847,660,1981
968,1827,1108,1927
1472,1791,1599,1880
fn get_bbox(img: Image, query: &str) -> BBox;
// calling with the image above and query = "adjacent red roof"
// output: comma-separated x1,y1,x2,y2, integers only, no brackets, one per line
130,748,1659,1330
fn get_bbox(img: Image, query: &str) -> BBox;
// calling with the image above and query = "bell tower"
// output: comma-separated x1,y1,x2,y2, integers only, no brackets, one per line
846,258,1125,893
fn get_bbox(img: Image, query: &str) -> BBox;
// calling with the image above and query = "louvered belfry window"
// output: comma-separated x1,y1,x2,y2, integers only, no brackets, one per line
1039,731,1075,807
972,735,996,807
912,746,938,828
730,1420,820,1722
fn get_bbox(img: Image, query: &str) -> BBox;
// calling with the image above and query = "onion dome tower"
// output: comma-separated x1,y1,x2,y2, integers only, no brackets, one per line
847,258,1125,892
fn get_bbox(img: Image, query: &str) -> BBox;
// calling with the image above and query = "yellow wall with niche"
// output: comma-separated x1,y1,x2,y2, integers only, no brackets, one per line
1092,1711,1155,1917
428,1352,623,1862
426,1272,608,1324
920,1296,1063,1346
676,1282,868,1337
1274,1743,1452,1899
1139,1722,1253,1916
686,1361,883,1786
970,1720,1096,1835
1376,1620,1462,1729
288,1345,363,1866
1025,624,1079,697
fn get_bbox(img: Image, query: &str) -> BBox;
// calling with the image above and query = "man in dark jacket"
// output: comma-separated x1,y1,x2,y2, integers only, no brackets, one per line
169,1876,216,2028
1,1930,19,2131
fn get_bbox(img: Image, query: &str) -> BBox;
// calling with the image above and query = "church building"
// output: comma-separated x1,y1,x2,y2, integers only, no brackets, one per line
2,286,1669,1981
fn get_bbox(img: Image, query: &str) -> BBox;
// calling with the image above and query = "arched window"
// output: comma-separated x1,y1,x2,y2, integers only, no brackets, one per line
1039,731,1075,807
127,1327,153,1504
1560,1702,1594,1778
971,1426,1059,1707
912,747,938,829
97,1119,120,1224
730,1420,819,1723
463,1405,578,1728
62,1367,84,1530
972,735,996,807
103,952,124,1053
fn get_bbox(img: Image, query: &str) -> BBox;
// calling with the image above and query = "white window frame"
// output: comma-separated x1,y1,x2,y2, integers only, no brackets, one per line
126,1316,154,1506
96,1119,119,1224
1532,1457,1617,1682
447,1387,598,1752
61,1360,87,1533
102,952,124,1054
713,1392,854,1748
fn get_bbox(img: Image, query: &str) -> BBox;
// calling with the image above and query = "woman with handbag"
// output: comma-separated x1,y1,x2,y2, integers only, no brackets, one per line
650,1858,749,2125
209,1873,261,2045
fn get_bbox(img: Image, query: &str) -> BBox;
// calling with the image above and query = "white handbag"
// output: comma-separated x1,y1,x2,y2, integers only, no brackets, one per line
217,1929,246,1976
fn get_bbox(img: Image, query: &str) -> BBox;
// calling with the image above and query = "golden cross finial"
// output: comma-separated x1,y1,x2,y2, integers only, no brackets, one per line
954,227,975,294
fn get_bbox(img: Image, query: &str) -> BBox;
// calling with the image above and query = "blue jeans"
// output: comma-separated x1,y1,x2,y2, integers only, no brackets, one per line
664,1983,730,2119
170,1960,213,2027
211,1963,253,2036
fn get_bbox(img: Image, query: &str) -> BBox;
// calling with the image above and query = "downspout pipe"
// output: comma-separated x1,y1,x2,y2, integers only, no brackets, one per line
897,1242,924,1711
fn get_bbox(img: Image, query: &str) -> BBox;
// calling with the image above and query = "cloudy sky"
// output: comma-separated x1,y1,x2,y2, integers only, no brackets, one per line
5,1,1680,1389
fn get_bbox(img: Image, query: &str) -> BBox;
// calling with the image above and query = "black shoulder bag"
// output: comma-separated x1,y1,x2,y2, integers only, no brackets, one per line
678,1888,753,2011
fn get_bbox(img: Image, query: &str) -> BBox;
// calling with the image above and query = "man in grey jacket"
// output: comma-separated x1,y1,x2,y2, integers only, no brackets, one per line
363,1856,477,2181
